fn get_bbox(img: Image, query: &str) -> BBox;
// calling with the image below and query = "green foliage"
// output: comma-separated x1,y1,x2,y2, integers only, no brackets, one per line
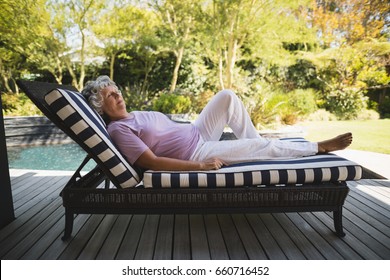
152,91,192,114
121,84,153,112
286,60,318,90
307,109,337,121
321,87,368,120
288,89,318,116
356,109,380,121
247,82,318,127
1,0,388,121
1,93,41,116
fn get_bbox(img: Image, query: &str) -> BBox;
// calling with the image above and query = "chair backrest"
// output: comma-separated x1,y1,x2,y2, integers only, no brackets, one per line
17,80,142,188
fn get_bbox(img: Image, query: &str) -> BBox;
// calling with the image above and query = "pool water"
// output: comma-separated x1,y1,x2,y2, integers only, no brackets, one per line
7,143,96,171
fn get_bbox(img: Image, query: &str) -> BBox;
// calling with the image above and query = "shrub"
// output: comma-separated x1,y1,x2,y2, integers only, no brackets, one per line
1,92,42,116
307,109,338,121
355,109,380,120
322,87,368,120
247,85,319,127
152,91,192,114
121,83,153,111
248,88,287,128
287,89,318,116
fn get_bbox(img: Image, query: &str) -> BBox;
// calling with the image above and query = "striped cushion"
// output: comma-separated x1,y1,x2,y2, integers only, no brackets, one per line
143,153,362,188
44,88,141,188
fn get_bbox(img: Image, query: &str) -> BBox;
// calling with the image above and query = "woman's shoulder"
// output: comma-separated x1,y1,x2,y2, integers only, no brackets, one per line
107,114,133,129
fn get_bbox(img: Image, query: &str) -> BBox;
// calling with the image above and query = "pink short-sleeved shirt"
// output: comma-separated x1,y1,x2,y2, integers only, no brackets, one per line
107,111,200,165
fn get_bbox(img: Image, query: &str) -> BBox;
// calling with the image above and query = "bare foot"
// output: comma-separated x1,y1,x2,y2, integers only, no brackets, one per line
317,133,353,153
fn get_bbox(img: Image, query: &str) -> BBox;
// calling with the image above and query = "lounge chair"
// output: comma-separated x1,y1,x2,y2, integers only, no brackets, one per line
17,80,362,240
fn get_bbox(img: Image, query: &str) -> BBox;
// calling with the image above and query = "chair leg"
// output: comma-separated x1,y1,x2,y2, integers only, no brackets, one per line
333,207,346,237
62,208,74,241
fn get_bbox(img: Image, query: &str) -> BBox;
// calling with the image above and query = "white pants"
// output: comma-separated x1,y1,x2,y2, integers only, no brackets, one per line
190,90,318,164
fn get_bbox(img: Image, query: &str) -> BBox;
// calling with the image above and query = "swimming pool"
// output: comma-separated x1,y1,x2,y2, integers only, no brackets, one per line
7,143,95,171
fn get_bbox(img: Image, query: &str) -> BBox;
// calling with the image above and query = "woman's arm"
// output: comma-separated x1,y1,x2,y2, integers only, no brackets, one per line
135,149,226,171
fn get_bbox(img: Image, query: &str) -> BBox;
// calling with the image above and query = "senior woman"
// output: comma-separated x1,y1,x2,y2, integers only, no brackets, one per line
81,75,352,171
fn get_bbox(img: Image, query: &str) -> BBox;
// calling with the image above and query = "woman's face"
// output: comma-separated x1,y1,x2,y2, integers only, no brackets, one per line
100,85,128,120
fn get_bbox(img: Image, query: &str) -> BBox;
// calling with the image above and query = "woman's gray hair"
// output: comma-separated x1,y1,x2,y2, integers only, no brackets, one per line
81,75,118,115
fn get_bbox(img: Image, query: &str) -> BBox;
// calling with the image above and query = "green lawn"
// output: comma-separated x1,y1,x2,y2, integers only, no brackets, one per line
299,119,390,154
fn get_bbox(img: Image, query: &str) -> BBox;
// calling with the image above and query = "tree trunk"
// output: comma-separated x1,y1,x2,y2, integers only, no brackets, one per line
218,50,225,90
78,30,86,90
170,47,184,93
53,57,63,84
1,76,13,93
226,37,238,89
65,59,78,89
110,52,116,81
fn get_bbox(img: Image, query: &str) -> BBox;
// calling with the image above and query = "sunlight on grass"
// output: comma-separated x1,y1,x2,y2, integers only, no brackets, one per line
299,119,390,154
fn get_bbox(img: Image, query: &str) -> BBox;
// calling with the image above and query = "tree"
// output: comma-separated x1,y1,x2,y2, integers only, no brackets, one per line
48,0,106,90
201,0,316,90
152,0,201,92
308,0,390,46
93,1,158,81
0,0,49,92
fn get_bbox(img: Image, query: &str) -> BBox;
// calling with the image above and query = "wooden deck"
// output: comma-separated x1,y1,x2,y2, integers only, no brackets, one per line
1,169,389,260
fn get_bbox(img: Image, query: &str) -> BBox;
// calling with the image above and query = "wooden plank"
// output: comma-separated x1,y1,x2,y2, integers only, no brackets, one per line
10,171,37,190
189,215,210,260
348,191,390,221
134,215,159,260
343,208,390,250
282,213,341,260
78,214,119,260
259,213,305,260
231,214,267,259
344,199,390,237
173,214,191,260
349,181,390,205
13,175,63,210
39,214,91,260
96,215,132,260
116,215,146,260
21,212,66,260
330,208,390,258
4,170,390,260
3,205,64,259
246,214,287,260
348,182,390,217
153,215,174,260
12,173,62,201
217,214,247,260
58,214,105,260
203,214,229,260
11,171,55,197
361,179,390,197
0,196,62,258
376,179,390,188
299,212,363,260
313,211,382,260
12,171,68,213
0,176,64,242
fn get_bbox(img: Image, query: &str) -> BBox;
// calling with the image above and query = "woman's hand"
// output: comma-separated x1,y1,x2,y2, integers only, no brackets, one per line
135,149,227,171
200,158,227,170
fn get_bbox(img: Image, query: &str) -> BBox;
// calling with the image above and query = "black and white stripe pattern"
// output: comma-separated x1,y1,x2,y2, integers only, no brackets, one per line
45,89,141,188
143,154,362,188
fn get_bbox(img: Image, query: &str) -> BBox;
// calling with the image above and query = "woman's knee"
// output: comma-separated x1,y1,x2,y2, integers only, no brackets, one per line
215,89,238,106
217,89,236,99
